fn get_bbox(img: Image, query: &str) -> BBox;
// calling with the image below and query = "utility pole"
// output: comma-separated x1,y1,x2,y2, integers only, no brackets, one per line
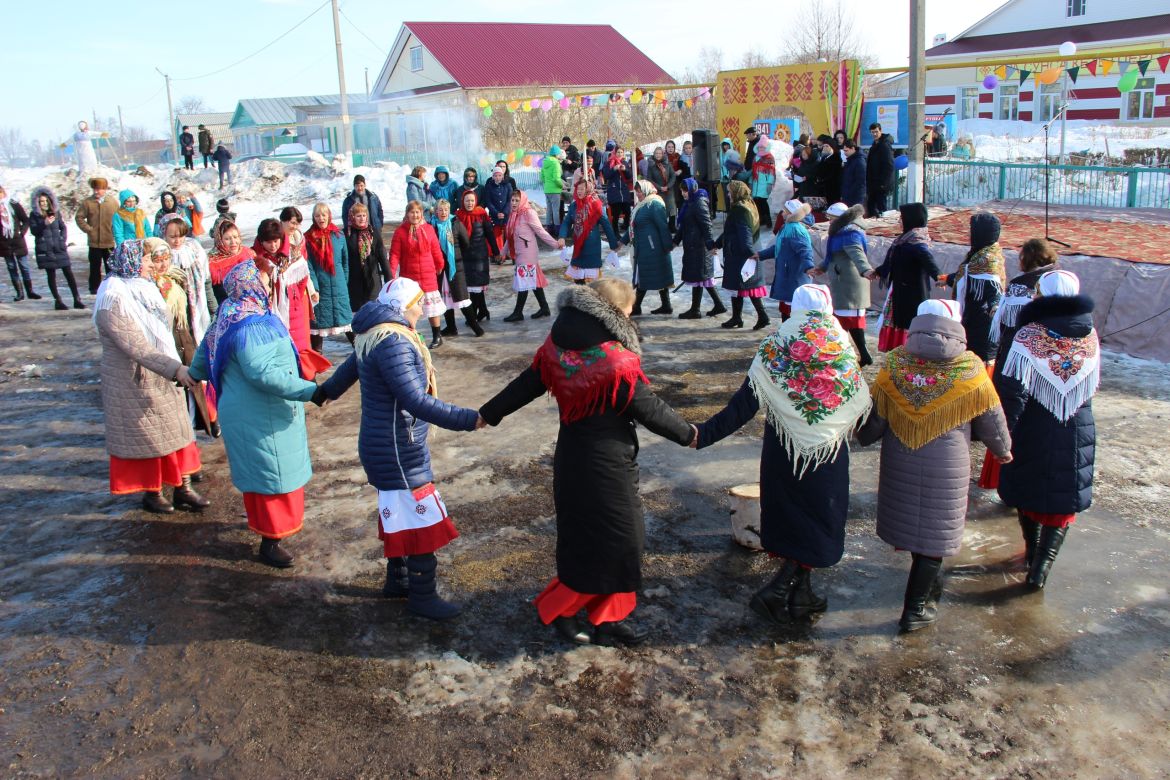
330,0,352,162
156,68,178,167
907,0,926,204
364,67,370,103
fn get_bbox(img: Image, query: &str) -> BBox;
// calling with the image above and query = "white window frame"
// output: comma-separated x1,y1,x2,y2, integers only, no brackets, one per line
409,46,423,72
1125,78,1156,121
998,85,1019,121
1037,81,1063,122
959,86,980,120
1067,0,1085,17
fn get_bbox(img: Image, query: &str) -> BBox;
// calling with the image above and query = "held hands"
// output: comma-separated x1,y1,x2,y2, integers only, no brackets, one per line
864,269,879,281
557,238,566,249
174,365,198,389
475,414,488,430
310,386,330,407
993,452,1013,464
689,424,699,449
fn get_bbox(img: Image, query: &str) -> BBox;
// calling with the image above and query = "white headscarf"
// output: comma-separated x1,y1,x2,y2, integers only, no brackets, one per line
1038,269,1080,297
791,283,832,313
377,277,423,315
917,299,961,321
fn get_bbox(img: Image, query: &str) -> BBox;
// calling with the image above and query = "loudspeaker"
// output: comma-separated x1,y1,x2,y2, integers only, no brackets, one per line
691,129,722,181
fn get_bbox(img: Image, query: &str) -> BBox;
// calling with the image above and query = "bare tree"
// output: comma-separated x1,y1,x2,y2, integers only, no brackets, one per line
0,126,27,163
779,0,874,66
123,125,152,142
176,96,209,115
738,48,783,70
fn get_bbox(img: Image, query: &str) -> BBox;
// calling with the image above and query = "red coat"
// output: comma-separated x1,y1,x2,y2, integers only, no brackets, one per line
389,222,445,293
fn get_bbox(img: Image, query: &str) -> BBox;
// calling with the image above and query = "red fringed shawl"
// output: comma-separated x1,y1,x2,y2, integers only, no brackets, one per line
532,336,648,424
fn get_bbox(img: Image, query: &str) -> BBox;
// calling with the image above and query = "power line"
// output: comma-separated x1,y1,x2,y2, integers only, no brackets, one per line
338,7,387,59
122,84,167,112
173,0,331,82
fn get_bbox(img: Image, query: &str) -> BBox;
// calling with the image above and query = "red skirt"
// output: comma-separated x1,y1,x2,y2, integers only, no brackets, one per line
534,577,636,626
737,286,768,298
243,488,305,539
109,441,201,494
205,383,218,423
878,325,908,352
978,454,1001,488
835,314,866,330
778,301,792,321
1022,510,1076,528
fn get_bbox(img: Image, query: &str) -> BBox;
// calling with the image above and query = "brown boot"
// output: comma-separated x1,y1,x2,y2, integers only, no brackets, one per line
259,537,294,568
142,491,174,514
173,476,210,512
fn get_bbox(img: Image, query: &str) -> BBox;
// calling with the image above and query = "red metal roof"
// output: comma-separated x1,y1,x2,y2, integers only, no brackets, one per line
404,22,675,88
927,14,1170,57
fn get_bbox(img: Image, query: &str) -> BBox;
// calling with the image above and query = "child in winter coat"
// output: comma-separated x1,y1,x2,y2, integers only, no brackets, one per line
482,166,514,259
210,198,236,238
428,166,459,205
112,190,152,246
502,190,559,321
749,136,777,232
758,199,815,321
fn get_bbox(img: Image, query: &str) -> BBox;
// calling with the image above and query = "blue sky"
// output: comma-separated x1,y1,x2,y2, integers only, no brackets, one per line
11,0,1003,144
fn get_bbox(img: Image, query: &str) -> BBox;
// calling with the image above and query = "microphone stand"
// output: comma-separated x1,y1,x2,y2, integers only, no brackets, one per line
1042,104,1071,247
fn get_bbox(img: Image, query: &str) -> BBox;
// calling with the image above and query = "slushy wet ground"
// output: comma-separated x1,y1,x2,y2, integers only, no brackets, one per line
2,252,1168,777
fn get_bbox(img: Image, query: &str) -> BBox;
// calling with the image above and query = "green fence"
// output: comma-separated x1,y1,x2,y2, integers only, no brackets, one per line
351,148,544,190
923,159,1170,209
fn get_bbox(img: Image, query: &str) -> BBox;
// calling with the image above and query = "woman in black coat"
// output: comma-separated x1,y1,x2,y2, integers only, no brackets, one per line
480,280,696,647
990,238,1058,381
29,187,83,310
874,203,941,352
714,180,768,330
344,203,390,310
429,199,483,337
812,137,842,205
673,178,726,319
996,270,1098,591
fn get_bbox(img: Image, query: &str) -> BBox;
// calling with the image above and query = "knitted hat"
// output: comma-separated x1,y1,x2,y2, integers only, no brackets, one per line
917,299,961,321
969,212,1001,251
755,136,770,155
216,198,230,214
1038,269,1080,297
605,141,616,151
549,144,562,156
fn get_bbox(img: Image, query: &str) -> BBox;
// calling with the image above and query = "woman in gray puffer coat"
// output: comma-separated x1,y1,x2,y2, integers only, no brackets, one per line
857,299,1011,633
815,203,875,365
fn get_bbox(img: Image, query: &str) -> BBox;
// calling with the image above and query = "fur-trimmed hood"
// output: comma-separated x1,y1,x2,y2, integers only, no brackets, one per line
828,203,863,236
29,186,59,217
555,285,642,355
1017,293,1094,332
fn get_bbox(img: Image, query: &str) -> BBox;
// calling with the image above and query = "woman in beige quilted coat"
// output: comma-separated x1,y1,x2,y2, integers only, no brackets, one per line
93,239,210,514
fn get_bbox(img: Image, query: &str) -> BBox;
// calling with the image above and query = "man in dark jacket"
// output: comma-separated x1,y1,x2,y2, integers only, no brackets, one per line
866,122,896,217
743,126,760,171
559,135,580,224
179,126,195,170
585,139,603,178
341,174,385,232
198,125,215,168
211,144,232,189
840,139,867,207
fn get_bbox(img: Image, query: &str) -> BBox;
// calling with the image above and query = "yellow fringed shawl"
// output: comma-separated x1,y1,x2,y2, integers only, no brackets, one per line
871,348,999,450
354,322,437,396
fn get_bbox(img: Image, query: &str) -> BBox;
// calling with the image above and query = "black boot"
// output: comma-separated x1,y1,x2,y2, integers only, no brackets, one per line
462,305,484,336
749,558,801,625
141,490,174,515
1018,511,1042,568
594,618,648,646
750,297,770,330
679,287,703,319
632,289,647,316
1026,525,1068,591
441,309,459,336
650,289,672,314
788,568,828,621
721,296,744,329
504,291,527,322
705,287,727,316
552,615,592,645
54,299,69,311
473,291,490,322
899,554,943,632
9,266,24,301
850,328,874,366
259,537,293,568
22,273,41,300
172,476,211,512
531,288,551,318
405,553,460,620
429,325,443,349
382,556,408,598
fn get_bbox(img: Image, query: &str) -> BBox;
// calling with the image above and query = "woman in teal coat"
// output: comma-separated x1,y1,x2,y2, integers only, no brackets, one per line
188,260,319,568
622,180,675,315
304,202,352,351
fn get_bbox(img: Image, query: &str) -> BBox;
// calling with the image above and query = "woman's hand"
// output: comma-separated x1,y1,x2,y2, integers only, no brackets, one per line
994,451,1013,464
174,365,197,388
688,424,699,449
310,291,320,305
475,414,488,430
557,239,566,249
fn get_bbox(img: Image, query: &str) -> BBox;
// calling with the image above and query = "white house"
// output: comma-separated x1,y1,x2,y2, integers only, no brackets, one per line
923,0,1170,124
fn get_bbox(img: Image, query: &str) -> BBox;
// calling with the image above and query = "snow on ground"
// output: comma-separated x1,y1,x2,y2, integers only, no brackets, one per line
955,119,1170,162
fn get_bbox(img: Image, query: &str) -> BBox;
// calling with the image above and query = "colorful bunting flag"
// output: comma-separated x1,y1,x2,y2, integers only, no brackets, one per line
994,65,1007,79
1066,66,1080,83
1100,59,1114,76
1117,60,1131,74
1138,60,1151,76
1159,54,1170,73
1086,60,1098,76
1018,68,1032,83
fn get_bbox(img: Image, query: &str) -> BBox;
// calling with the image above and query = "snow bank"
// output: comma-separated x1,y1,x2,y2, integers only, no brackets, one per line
955,119,1170,162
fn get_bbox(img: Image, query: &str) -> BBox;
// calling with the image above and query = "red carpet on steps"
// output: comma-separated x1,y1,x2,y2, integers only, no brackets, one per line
866,211,1169,265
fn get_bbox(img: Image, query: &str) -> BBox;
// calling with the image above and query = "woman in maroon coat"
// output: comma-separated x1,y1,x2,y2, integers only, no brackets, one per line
389,200,447,348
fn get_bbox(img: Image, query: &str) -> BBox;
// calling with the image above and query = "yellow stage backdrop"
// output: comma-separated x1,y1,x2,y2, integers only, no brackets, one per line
716,61,862,144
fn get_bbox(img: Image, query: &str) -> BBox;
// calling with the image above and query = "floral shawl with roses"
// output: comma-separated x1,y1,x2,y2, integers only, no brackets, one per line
872,347,999,450
533,336,648,424
748,311,871,476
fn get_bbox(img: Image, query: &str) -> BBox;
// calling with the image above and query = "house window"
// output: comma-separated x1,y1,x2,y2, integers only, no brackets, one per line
409,46,423,72
959,87,980,119
1067,0,1085,16
1126,78,1156,120
999,85,1019,120
1038,81,1063,121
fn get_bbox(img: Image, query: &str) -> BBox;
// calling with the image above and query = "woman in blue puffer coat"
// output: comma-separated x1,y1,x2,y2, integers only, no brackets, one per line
320,277,483,620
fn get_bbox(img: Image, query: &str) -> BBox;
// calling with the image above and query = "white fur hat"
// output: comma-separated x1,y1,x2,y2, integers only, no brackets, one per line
917,299,961,322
